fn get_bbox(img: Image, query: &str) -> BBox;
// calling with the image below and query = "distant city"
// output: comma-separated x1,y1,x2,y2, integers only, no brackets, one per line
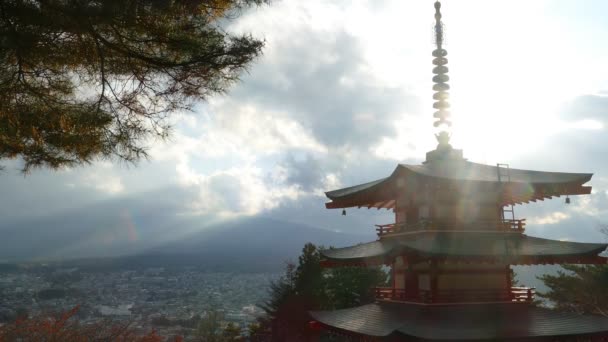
0,265,279,339
0,218,374,339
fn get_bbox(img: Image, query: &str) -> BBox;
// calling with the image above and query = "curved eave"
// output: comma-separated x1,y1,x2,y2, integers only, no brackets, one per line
324,165,415,209
325,176,395,210
326,183,592,209
320,240,396,266
320,233,608,267
325,163,593,210
501,183,592,206
310,303,608,340
325,177,389,199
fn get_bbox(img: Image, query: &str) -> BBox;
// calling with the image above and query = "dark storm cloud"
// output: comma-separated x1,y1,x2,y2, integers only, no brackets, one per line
230,30,420,149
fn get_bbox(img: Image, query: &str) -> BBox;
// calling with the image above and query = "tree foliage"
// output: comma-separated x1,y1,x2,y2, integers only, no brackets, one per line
0,305,182,341
538,226,608,316
0,305,246,341
194,309,244,342
0,0,265,171
195,309,224,342
257,243,387,341
538,264,608,317
221,322,243,342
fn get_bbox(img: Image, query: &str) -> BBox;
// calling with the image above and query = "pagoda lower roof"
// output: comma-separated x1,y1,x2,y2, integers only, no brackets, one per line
325,160,592,209
310,302,608,340
321,232,607,266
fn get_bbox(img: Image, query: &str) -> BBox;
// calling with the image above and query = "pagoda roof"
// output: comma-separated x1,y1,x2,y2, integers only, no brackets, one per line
310,302,608,340
321,232,607,266
325,160,592,209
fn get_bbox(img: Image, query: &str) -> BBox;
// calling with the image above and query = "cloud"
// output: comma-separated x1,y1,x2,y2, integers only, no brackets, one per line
176,164,302,218
0,186,203,260
79,162,125,195
527,212,570,225
138,1,425,219
227,16,419,150
260,192,390,238
511,94,608,195
279,153,326,192
4,1,608,261
0,1,424,229
193,104,327,159
559,94,608,125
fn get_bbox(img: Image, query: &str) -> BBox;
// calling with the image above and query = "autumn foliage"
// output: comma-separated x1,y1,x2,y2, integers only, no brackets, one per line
0,306,182,342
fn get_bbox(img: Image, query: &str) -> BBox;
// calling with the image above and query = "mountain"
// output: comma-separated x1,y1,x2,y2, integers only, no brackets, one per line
136,217,374,271
0,212,374,271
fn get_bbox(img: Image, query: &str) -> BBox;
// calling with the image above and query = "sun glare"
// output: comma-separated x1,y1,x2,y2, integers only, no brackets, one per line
366,1,603,165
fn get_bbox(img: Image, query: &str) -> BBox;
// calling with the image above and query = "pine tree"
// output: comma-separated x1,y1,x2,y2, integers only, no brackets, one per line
538,225,608,316
538,264,608,317
260,246,316,342
222,322,243,341
258,243,388,341
195,309,225,342
324,266,387,310
294,243,326,306
0,0,266,171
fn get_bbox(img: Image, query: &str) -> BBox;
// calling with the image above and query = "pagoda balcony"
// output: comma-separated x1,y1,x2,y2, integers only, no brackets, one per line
373,286,535,304
375,219,526,236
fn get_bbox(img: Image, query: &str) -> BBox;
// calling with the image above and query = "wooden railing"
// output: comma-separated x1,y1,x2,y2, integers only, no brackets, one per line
500,219,526,232
375,221,430,235
375,219,526,237
375,223,398,236
510,286,536,303
374,286,535,304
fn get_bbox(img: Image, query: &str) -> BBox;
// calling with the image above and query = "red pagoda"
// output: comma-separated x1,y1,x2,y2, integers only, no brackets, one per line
309,2,608,341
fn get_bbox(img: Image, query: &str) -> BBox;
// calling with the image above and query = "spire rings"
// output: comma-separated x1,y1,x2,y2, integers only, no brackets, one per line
432,1,451,129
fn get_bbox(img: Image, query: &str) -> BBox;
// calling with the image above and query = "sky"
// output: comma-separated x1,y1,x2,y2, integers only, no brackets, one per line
1,0,608,260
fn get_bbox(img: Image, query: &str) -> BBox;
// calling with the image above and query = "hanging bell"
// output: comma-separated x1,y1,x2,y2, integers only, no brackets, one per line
342,209,346,216
565,196,571,204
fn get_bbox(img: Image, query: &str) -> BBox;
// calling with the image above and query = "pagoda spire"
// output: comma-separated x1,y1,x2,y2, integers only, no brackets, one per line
432,0,451,147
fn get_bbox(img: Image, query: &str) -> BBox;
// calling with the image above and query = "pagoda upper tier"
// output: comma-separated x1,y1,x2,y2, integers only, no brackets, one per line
325,146,591,210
